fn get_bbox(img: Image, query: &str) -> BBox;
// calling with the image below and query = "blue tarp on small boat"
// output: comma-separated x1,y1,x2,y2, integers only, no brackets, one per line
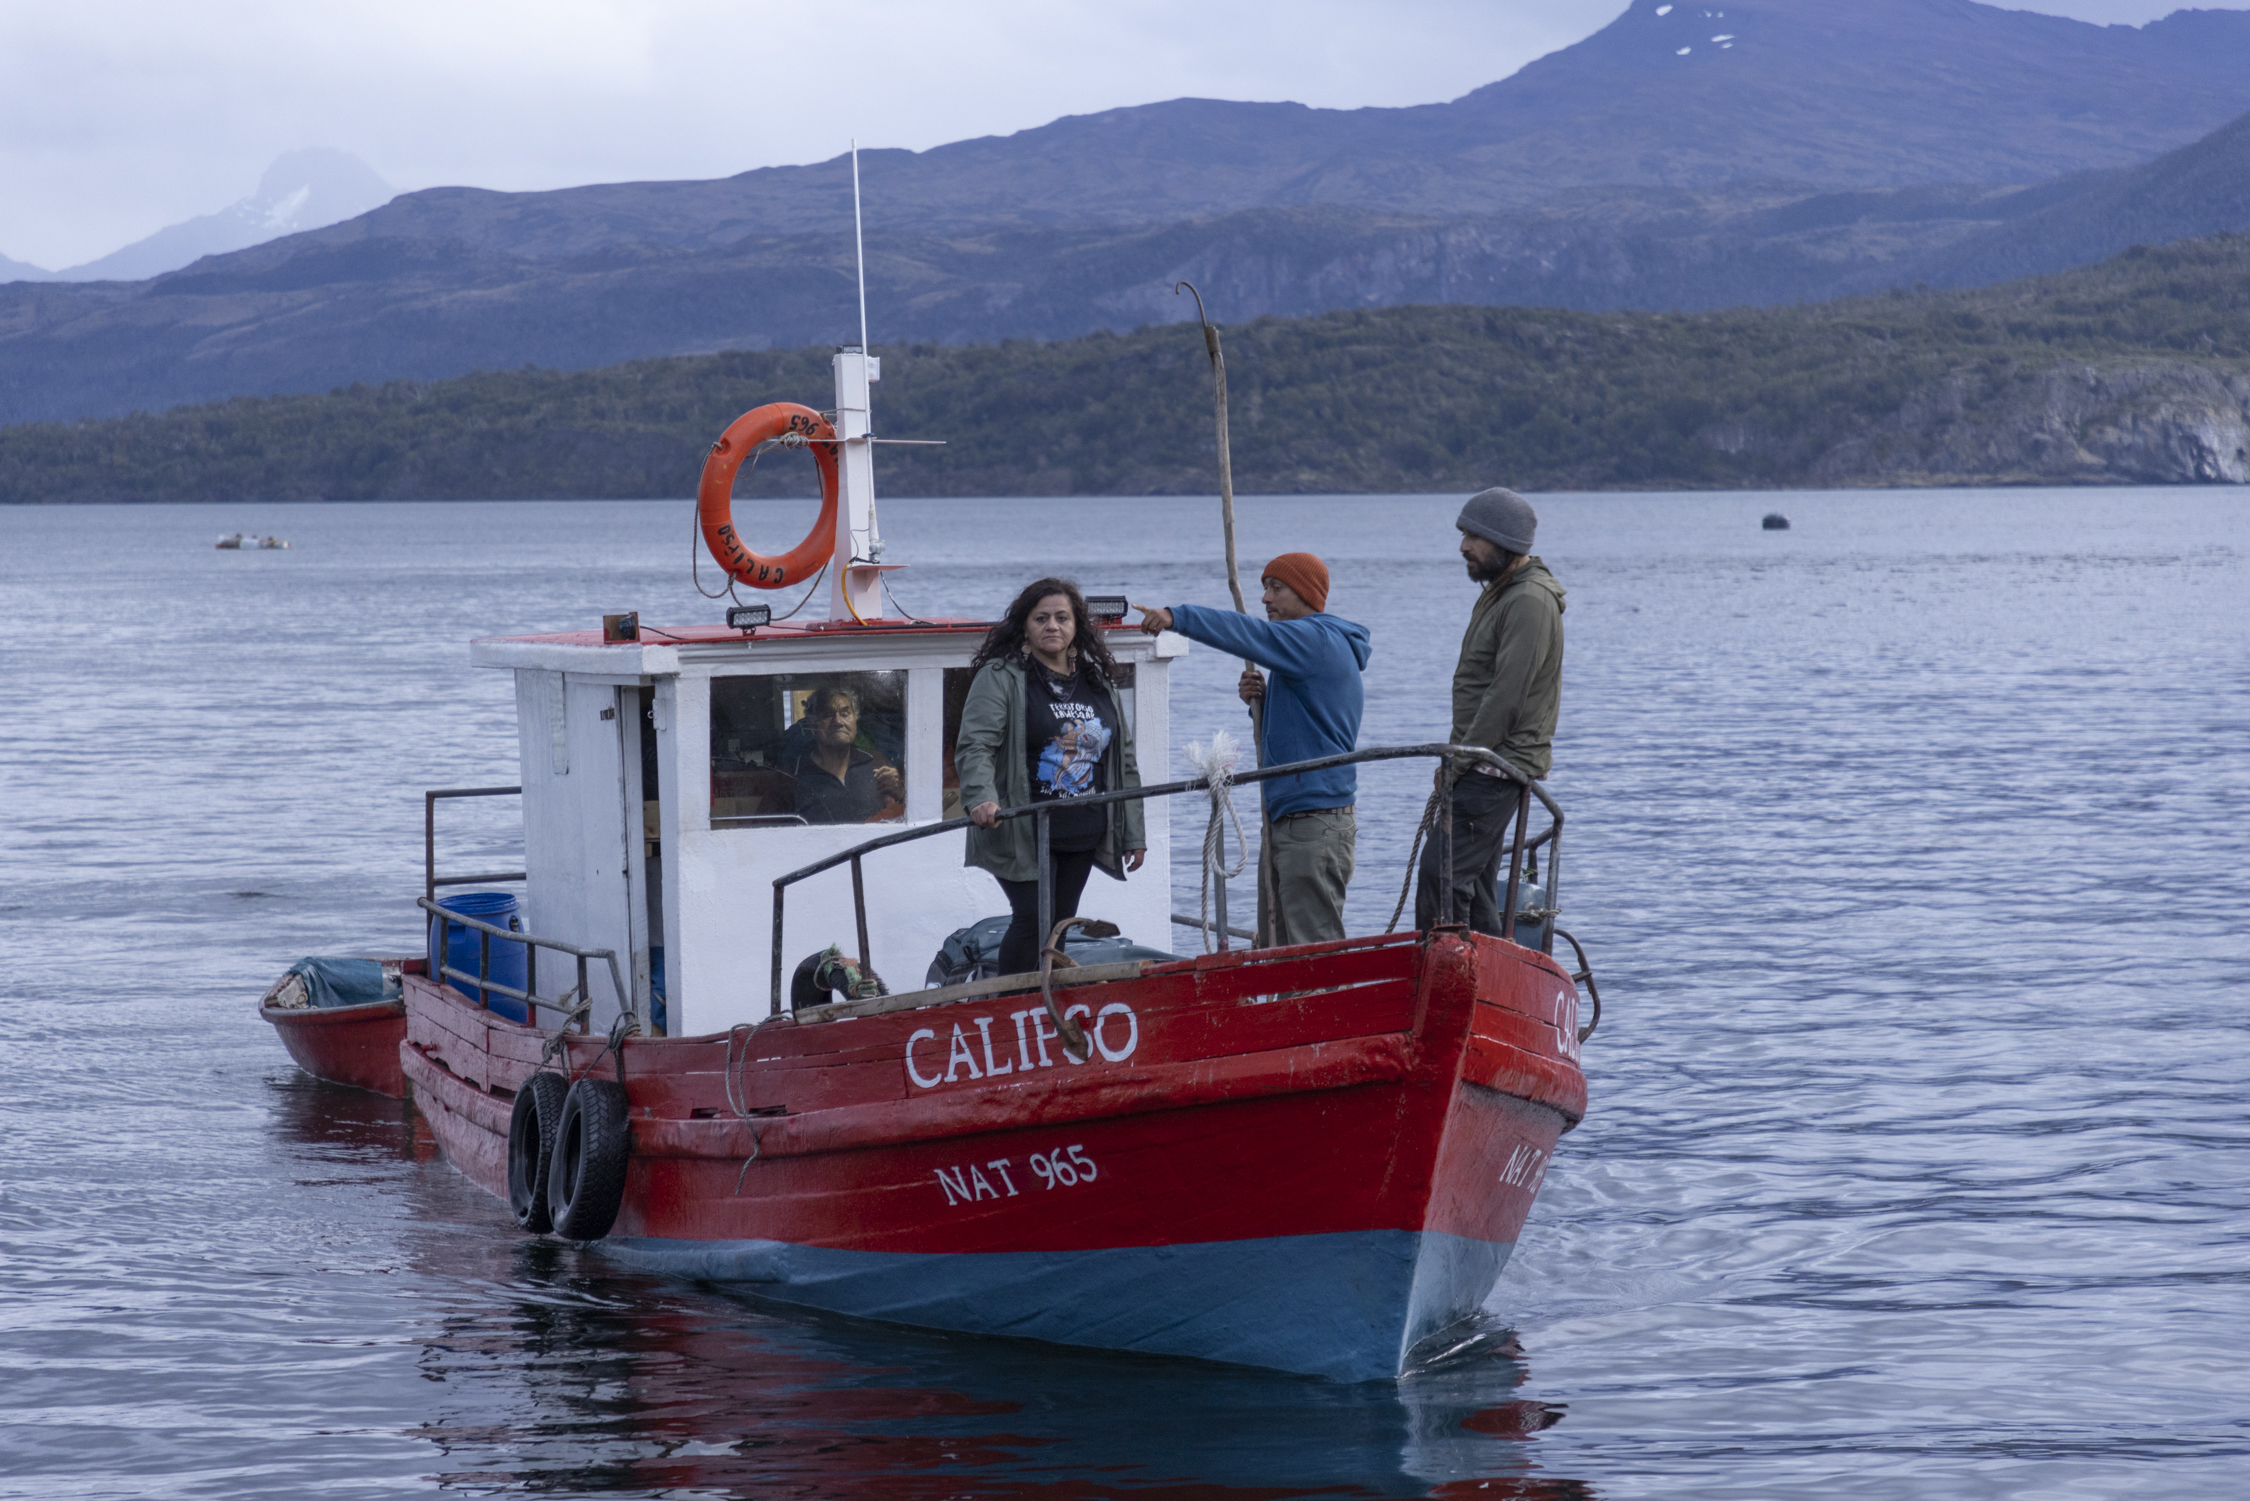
265,957,400,1010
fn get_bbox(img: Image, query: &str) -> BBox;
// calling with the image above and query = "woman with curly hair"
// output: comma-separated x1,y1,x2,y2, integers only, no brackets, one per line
955,577,1147,976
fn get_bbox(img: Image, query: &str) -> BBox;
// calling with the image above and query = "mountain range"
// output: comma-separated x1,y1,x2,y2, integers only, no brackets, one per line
7,0,2250,428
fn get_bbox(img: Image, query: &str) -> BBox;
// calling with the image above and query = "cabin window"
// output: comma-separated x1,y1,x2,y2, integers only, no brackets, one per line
941,661,1134,821
710,671,907,828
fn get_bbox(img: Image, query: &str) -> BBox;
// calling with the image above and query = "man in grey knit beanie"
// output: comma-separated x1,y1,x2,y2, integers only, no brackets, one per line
1414,487,1568,934
1456,486,1539,555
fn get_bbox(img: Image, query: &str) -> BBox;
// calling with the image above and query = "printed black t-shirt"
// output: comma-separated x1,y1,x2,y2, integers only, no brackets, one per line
1023,660,1114,852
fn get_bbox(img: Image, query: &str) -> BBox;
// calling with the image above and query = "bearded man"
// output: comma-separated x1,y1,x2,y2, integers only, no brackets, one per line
1414,488,1566,935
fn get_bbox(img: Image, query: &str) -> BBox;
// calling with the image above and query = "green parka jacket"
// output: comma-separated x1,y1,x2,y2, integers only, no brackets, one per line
954,653,1147,883
1449,556,1566,781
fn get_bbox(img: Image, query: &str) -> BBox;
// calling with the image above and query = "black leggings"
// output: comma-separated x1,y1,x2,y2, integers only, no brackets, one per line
995,848,1098,976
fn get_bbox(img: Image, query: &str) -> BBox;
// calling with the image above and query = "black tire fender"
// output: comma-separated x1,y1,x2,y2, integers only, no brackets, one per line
507,1072,569,1233
546,1078,630,1241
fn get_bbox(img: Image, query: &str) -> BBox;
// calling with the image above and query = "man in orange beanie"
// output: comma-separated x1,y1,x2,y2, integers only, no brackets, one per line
1137,553,1372,946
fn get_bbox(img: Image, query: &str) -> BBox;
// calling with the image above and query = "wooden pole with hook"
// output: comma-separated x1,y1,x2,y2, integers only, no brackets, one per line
1176,281,1275,948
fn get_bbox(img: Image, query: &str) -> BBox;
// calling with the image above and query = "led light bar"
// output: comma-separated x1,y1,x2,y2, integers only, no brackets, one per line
1083,594,1130,622
726,605,772,631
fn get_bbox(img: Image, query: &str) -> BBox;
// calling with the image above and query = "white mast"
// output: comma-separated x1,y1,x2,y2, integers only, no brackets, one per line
853,137,871,356
828,138,884,622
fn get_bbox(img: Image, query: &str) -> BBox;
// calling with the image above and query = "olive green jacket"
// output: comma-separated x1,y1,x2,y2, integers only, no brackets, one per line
1449,557,1566,781
955,654,1146,883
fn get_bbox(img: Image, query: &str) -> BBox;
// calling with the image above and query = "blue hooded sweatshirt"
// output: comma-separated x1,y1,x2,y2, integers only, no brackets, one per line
1165,604,1374,817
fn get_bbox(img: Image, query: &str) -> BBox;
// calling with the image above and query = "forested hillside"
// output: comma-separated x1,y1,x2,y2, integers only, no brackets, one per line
9,237,2250,502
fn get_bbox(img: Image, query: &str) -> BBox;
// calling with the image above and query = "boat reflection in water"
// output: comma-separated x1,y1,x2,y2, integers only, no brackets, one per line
409,1257,1594,1498
264,1069,430,1164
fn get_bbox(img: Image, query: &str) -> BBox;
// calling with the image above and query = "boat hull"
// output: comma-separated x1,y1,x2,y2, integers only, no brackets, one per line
263,998,409,1097
599,1227,1510,1384
397,929,1585,1379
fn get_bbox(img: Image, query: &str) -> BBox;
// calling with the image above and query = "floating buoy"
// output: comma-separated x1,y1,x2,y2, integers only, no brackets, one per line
1762,513,1791,531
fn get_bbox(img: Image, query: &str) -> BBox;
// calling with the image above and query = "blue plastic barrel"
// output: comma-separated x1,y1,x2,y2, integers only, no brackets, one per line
428,892,530,1024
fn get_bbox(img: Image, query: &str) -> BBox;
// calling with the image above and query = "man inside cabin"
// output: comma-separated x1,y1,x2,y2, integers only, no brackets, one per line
1137,553,1372,946
788,683,905,824
1414,487,1565,935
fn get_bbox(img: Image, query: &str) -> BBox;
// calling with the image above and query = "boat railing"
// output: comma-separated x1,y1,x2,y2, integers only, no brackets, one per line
769,743,1562,1016
424,785,527,902
420,783,624,1031
414,894,627,1033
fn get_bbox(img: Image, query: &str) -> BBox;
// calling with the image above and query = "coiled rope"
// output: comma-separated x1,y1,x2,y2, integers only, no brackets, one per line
1185,731,1250,954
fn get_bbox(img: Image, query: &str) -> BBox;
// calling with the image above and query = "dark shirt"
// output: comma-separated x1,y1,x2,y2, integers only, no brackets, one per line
789,747,894,824
1023,661,1114,852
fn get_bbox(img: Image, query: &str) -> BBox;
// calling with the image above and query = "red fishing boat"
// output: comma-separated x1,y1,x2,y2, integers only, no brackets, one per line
399,895,1591,1382
266,298,1601,1380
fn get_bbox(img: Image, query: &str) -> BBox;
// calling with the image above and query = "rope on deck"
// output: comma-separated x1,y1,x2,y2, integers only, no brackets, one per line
1384,789,1445,934
1185,731,1249,954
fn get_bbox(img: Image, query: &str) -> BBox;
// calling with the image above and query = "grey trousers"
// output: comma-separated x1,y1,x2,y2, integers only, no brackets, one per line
1259,807,1356,947
1414,773,1524,935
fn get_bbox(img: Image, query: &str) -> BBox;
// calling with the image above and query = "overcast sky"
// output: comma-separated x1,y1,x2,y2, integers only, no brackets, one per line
0,0,2216,269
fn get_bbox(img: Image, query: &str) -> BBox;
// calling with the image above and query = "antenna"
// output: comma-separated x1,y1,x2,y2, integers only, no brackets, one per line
851,138,870,353
829,138,884,620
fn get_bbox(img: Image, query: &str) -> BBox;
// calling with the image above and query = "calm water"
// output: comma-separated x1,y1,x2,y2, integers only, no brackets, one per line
1,488,2245,1499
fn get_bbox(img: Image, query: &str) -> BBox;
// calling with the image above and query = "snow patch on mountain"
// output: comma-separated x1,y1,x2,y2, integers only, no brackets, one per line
54,150,393,283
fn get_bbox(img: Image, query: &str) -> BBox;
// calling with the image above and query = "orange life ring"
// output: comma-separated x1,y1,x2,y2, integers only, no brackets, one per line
697,402,840,589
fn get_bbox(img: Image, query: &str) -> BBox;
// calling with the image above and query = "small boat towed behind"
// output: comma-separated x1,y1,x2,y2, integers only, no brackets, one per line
259,956,410,1097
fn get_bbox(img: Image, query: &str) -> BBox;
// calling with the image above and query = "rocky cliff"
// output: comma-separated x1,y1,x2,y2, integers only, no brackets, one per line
1799,361,2250,486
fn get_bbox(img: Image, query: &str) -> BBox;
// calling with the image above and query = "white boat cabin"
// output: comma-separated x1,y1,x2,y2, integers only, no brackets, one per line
466,351,1184,1039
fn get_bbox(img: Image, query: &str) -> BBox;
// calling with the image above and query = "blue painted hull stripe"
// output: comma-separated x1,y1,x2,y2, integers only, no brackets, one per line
597,1229,1514,1383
